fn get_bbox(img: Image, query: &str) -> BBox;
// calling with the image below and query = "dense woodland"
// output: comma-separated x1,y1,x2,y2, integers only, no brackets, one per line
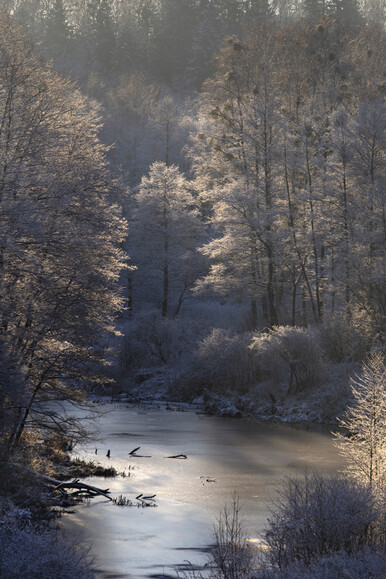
9,1,383,332
0,1,385,577
0,0,384,452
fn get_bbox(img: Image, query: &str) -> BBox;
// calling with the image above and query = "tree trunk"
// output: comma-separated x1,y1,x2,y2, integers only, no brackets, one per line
162,261,169,318
267,247,278,327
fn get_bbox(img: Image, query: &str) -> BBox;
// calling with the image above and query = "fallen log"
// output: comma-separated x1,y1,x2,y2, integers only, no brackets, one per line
128,446,151,458
129,446,141,456
3,463,114,502
54,478,113,501
21,470,113,501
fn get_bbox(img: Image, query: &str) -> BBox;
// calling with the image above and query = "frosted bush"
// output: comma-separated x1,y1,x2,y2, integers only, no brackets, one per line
0,498,32,528
194,328,257,393
0,522,94,579
121,311,198,368
211,497,255,579
262,474,379,570
180,325,326,398
178,496,255,579
249,326,324,395
255,547,386,578
320,310,377,362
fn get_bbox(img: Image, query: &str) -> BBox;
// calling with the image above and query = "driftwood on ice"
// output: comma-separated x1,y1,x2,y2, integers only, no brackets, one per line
4,463,160,507
55,479,112,501
128,446,151,457
39,472,113,501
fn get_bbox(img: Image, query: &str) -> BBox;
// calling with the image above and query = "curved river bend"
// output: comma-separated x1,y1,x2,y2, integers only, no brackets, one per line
62,404,343,579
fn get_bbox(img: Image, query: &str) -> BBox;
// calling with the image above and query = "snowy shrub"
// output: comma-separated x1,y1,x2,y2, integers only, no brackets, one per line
0,460,53,519
316,369,351,422
255,547,386,578
178,325,326,399
249,326,325,396
121,312,198,369
262,474,379,571
178,496,255,579
0,520,94,578
193,329,257,393
0,498,32,529
211,497,255,579
320,310,377,363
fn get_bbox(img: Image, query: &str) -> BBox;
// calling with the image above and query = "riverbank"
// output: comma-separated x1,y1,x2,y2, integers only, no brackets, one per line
0,439,128,578
115,361,354,425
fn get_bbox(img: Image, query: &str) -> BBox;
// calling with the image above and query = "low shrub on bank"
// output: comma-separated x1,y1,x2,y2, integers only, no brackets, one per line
178,496,254,579
0,499,94,579
174,325,326,400
262,474,382,571
194,329,256,394
256,547,386,578
249,326,325,396
0,525,94,579
320,310,379,363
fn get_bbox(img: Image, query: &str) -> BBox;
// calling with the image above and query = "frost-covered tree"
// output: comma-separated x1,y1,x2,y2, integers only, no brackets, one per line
105,71,163,183
106,74,190,186
130,162,205,317
350,100,386,331
190,18,385,335
192,30,283,329
0,14,127,460
334,353,386,494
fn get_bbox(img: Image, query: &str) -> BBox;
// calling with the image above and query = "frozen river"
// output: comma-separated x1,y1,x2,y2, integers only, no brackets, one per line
62,403,344,578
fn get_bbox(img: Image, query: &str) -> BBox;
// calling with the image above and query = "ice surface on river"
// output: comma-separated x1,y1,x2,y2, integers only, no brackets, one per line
62,404,344,579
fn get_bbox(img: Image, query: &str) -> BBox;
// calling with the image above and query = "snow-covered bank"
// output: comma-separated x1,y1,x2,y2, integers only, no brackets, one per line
0,497,93,578
114,360,354,425
118,322,372,426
